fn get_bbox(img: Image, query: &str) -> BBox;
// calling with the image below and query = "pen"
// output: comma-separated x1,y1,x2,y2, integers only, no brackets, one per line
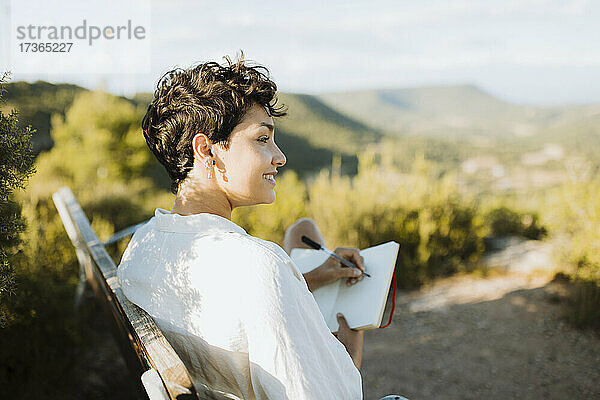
300,235,371,277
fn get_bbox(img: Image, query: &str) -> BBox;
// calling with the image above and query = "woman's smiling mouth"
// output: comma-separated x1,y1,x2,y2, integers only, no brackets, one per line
262,172,276,185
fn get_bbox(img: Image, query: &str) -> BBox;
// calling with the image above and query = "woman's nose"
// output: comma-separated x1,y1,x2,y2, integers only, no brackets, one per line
273,144,286,167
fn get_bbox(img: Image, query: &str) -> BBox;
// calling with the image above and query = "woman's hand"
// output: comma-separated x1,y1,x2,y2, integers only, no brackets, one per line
302,247,365,292
334,313,364,370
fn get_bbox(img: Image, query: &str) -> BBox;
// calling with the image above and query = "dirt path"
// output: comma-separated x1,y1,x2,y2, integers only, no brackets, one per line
362,239,600,400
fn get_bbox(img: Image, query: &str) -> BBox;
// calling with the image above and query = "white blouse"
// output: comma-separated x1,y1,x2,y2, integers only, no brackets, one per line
117,208,362,400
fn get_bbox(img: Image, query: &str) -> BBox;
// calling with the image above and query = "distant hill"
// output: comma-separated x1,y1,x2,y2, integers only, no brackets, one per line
318,85,549,138
317,84,600,184
274,93,382,175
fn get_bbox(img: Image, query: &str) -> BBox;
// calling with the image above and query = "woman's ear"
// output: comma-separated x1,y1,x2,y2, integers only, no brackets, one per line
192,133,213,161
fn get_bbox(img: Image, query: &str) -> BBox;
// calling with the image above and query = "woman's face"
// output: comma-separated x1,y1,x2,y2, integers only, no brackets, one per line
215,103,287,207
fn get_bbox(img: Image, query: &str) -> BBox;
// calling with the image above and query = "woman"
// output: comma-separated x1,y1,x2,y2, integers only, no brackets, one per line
117,55,366,399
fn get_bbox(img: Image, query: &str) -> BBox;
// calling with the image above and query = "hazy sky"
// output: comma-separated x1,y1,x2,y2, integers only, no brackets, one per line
2,0,599,105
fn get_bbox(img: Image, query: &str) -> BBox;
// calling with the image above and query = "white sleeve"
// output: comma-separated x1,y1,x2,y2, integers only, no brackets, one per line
240,246,363,400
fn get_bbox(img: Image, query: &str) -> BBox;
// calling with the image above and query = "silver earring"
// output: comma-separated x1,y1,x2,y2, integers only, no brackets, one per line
206,159,215,179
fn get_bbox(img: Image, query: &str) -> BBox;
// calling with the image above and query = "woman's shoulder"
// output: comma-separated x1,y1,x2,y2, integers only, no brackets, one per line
233,233,289,263
225,233,301,280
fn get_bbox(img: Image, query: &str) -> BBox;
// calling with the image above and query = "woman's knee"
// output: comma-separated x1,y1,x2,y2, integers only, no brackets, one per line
284,218,326,254
288,217,318,232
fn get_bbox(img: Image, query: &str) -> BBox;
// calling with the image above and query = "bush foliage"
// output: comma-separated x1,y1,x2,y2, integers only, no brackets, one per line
0,73,36,327
484,206,547,240
4,85,598,398
540,169,600,328
238,152,487,288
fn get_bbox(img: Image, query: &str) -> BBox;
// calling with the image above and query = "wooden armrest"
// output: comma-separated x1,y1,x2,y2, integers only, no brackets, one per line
53,187,198,400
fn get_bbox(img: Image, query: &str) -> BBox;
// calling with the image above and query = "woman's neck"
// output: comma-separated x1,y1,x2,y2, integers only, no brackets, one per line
171,182,233,220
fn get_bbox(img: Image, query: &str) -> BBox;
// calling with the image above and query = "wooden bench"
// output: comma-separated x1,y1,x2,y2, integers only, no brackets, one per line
53,187,199,400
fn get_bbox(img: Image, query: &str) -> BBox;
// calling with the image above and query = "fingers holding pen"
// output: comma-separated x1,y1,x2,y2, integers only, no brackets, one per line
334,247,365,272
304,245,368,291
333,247,366,286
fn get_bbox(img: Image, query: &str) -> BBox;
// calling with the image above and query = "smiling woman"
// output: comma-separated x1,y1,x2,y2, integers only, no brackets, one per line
117,54,368,399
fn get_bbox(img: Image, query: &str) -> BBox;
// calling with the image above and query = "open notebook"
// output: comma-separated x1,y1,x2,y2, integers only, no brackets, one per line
291,241,400,332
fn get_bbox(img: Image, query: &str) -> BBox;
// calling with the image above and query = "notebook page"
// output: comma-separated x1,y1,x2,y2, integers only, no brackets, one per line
331,241,399,331
291,242,399,332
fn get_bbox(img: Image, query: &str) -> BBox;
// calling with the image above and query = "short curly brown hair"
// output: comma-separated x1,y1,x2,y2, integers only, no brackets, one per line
141,54,287,194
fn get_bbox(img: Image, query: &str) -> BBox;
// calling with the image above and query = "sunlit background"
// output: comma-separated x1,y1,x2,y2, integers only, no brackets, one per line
1,1,599,399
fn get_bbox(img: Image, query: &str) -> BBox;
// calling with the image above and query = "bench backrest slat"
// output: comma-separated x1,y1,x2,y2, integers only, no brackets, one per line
53,187,198,400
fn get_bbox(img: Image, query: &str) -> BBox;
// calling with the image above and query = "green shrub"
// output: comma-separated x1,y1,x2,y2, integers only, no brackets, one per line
305,152,486,288
8,85,582,396
0,72,36,326
485,206,547,240
541,170,600,329
231,150,489,288
1,89,167,398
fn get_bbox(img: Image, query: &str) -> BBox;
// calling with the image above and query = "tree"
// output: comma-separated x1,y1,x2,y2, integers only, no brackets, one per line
0,72,36,326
